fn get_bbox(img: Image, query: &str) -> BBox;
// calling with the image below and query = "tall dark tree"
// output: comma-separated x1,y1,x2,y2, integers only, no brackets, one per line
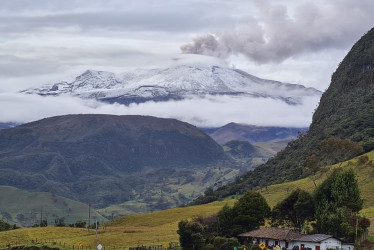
177,220,206,250
232,191,270,233
271,189,315,229
314,169,367,242
217,204,235,237
0,219,13,232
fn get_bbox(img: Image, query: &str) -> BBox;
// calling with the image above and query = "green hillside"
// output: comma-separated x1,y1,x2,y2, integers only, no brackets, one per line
0,186,107,227
1,151,373,247
0,114,229,209
195,27,374,202
257,151,374,209
96,165,241,218
223,140,274,169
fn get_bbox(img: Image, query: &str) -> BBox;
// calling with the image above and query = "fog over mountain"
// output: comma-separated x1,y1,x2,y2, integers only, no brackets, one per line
1,64,322,127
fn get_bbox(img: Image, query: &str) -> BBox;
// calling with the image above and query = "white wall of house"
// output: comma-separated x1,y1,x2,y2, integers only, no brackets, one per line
251,236,351,250
290,238,343,250
289,241,316,250
341,244,354,250
321,238,342,249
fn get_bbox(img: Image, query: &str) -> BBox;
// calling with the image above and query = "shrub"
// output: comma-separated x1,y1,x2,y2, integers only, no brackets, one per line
357,155,369,165
204,243,215,250
54,217,65,227
74,220,86,228
250,244,261,250
213,237,240,250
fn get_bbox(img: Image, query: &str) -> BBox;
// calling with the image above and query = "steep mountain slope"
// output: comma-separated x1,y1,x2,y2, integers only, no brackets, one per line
223,140,273,168
0,114,229,208
195,28,374,202
0,123,18,129
23,65,321,106
202,122,307,145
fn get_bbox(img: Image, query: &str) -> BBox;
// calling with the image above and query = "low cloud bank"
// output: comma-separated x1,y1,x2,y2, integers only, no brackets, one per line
0,93,320,128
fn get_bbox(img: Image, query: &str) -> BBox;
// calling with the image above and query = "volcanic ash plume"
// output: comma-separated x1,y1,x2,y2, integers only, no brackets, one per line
181,1,374,64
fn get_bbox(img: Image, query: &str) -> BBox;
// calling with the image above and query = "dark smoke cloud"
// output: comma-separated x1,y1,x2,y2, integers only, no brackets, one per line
181,0,374,64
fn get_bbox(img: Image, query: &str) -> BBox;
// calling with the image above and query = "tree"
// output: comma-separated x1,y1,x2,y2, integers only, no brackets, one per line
232,191,270,234
40,219,48,227
213,236,240,250
0,219,13,232
74,220,86,228
217,204,235,237
271,189,314,229
305,154,321,188
314,169,363,213
318,138,363,166
54,217,65,227
314,169,367,241
193,215,219,243
177,219,206,250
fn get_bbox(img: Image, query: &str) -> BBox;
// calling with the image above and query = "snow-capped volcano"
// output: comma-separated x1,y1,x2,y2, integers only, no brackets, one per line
23,65,322,105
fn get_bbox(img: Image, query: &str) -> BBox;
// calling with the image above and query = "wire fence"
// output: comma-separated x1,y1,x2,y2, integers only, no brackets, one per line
0,238,180,250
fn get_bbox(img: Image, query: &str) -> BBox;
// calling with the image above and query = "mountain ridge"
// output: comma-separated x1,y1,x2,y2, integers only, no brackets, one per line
22,65,322,106
202,122,307,145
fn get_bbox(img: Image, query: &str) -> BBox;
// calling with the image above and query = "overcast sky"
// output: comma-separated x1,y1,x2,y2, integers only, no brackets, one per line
0,0,373,127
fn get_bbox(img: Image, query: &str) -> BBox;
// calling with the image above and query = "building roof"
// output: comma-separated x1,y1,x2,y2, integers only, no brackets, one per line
238,227,303,241
294,234,335,243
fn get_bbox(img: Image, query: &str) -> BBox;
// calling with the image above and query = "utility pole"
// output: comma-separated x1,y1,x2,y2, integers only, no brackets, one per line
88,204,91,231
95,219,98,246
355,214,359,248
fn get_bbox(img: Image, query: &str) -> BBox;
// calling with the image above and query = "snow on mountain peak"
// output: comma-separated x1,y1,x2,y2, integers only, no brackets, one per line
22,65,322,105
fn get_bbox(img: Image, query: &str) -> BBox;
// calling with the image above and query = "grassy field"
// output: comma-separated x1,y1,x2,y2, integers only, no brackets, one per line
0,186,107,227
258,151,374,208
1,151,374,248
0,200,236,248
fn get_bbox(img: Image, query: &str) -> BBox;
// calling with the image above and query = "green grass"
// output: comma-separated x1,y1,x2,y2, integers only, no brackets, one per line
0,200,236,248
259,151,374,208
0,186,107,227
0,242,70,250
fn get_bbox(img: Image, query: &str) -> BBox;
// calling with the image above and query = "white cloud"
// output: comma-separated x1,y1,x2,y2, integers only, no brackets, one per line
181,0,374,64
0,93,319,128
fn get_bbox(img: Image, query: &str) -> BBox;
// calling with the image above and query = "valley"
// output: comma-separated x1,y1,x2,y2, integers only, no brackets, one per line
0,115,288,224
1,151,373,248
1,5,374,249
